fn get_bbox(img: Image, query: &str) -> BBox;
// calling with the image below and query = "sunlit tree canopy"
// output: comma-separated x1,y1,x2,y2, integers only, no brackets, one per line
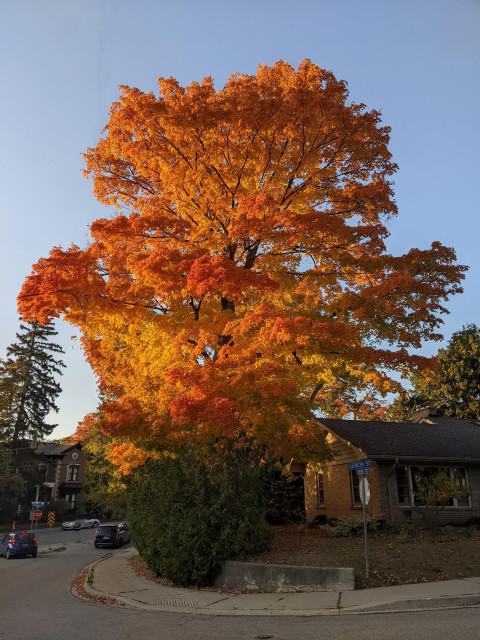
18,60,466,464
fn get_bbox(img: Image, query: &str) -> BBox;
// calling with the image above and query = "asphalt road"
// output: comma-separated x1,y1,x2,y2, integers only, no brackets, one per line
35,524,99,545
0,532,478,640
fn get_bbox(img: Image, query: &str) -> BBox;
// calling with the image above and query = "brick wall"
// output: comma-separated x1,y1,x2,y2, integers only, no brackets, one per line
304,432,383,522
59,447,85,484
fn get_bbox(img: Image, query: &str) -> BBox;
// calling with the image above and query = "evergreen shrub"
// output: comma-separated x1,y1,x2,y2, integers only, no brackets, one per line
48,498,71,522
319,515,380,537
127,437,272,586
266,469,305,524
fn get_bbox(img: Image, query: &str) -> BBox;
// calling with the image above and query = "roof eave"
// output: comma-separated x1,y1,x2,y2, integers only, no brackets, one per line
369,455,480,464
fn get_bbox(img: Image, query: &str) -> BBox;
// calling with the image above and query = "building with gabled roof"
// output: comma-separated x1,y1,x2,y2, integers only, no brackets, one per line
303,408,480,526
35,441,85,511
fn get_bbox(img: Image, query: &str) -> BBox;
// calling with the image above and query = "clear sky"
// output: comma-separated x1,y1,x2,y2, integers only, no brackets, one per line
1,0,479,439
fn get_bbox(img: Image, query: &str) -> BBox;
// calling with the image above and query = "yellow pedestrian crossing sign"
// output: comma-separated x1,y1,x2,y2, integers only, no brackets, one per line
47,511,55,527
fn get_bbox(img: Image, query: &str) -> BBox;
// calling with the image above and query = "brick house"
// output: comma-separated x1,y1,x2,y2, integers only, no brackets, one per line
303,408,480,527
35,442,85,511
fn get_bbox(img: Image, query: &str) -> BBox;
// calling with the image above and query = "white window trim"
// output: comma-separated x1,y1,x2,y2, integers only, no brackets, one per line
398,466,471,509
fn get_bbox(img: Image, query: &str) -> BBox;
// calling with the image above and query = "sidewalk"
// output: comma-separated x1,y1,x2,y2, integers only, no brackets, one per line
75,548,480,616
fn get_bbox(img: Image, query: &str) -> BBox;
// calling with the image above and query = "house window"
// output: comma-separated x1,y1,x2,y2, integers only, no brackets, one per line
316,471,325,507
350,470,361,507
452,467,470,507
64,493,76,509
67,465,79,481
396,467,411,505
396,466,471,508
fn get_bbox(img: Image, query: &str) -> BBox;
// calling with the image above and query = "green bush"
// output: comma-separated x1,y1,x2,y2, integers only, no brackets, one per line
266,469,305,524
127,438,272,587
74,491,87,516
320,515,379,537
48,499,71,523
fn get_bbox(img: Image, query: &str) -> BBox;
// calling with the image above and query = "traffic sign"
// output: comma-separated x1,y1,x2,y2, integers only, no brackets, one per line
33,509,43,520
359,477,370,505
47,511,55,527
356,468,369,476
348,459,372,471
32,502,45,510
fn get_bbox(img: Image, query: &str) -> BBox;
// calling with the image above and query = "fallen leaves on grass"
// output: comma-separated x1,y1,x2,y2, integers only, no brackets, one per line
248,525,480,590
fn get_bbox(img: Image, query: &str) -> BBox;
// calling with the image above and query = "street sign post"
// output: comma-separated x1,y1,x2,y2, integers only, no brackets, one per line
348,460,372,579
30,509,43,532
359,477,370,505
360,476,370,578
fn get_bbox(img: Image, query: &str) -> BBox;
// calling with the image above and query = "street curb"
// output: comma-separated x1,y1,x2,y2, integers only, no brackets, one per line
38,544,66,554
72,556,127,607
72,555,480,617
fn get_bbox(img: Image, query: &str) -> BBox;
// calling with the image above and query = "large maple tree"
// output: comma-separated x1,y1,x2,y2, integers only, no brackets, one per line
18,60,466,463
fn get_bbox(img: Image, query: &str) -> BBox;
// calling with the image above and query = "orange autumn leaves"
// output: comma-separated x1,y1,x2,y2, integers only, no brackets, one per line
18,60,466,463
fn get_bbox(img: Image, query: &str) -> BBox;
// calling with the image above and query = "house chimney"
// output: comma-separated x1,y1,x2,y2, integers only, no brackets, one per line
412,405,438,423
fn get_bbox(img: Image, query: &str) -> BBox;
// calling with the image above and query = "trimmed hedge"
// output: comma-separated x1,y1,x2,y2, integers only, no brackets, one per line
127,439,272,586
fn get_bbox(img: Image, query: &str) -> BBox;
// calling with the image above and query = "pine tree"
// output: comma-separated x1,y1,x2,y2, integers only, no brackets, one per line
0,321,65,442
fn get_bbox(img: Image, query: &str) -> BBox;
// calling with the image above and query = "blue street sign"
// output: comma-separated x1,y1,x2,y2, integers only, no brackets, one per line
348,459,372,471
356,468,369,476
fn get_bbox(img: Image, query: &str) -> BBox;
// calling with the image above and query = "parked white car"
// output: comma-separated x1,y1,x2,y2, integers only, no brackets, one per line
62,518,100,530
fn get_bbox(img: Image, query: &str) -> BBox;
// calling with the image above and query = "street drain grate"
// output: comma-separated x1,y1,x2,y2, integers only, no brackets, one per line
157,599,199,609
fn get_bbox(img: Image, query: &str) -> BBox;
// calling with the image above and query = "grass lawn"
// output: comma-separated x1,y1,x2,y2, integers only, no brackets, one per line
248,524,480,589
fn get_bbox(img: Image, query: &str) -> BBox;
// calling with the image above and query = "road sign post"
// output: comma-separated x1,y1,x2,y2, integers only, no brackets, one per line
348,460,372,580
30,509,42,532
360,477,370,579
30,502,45,531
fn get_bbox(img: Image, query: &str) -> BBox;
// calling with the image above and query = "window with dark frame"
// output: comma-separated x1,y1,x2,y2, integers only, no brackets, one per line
67,465,79,482
316,471,325,507
396,466,411,505
64,493,76,509
350,470,361,506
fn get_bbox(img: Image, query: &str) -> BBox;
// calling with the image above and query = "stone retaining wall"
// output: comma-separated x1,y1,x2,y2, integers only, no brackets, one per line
213,561,355,592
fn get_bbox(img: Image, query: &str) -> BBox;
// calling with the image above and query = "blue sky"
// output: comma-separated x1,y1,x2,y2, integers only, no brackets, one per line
1,0,479,439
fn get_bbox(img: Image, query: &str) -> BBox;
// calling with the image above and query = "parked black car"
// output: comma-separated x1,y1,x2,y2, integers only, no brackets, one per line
94,522,130,548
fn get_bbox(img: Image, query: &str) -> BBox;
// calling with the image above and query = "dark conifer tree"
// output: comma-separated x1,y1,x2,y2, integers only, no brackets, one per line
0,321,65,442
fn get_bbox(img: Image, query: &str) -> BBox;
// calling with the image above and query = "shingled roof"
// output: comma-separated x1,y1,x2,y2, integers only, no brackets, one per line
318,418,480,462
36,442,80,457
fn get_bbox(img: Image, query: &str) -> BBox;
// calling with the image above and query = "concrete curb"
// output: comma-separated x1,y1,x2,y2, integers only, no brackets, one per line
73,556,128,608
38,543,66,554
73,551,480,617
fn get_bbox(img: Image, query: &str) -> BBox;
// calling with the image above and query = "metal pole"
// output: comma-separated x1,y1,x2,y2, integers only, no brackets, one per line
362,479,370,579
32,485,40,532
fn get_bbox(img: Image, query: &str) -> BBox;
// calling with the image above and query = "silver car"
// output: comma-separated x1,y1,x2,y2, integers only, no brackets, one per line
62,518,99,530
